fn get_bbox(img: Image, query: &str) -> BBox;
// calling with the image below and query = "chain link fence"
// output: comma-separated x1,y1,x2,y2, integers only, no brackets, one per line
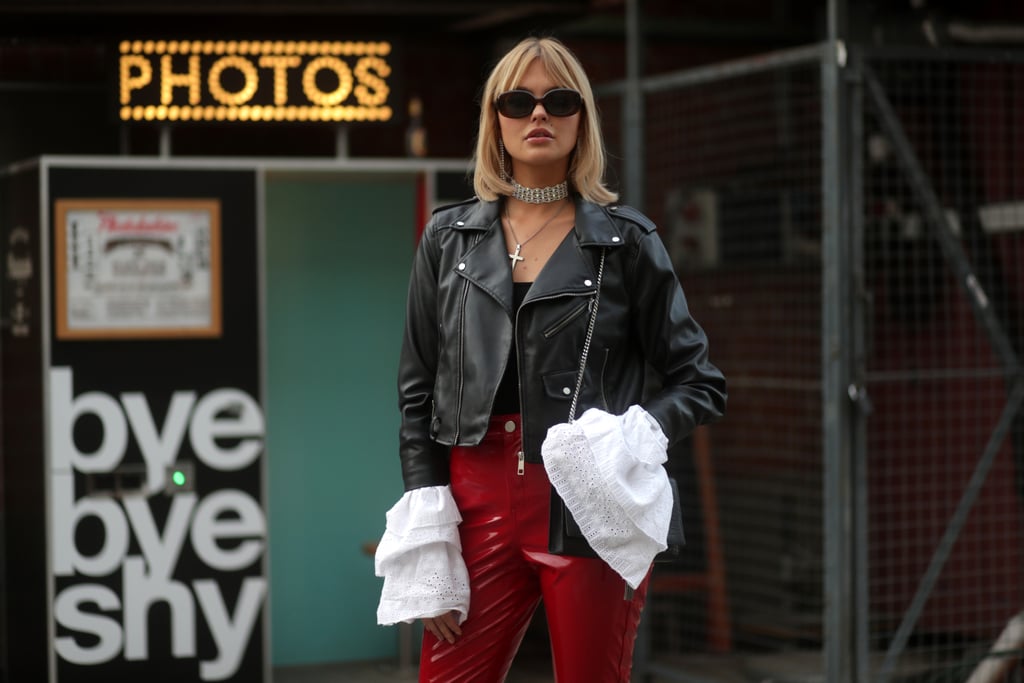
596,44,1024,683
861,49,1024,683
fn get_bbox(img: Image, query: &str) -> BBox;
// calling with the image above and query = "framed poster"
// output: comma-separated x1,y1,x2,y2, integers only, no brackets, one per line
54,198,222,339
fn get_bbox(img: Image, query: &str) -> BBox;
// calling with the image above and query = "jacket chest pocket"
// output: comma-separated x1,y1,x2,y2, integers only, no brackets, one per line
541,300,591,338
542,353,611,413
542,369,580,403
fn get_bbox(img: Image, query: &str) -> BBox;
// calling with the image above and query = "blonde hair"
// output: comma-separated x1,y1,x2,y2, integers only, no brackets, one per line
472,37,618,205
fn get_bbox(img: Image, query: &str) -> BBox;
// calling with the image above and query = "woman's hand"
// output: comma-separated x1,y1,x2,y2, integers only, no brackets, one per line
422,610,463,644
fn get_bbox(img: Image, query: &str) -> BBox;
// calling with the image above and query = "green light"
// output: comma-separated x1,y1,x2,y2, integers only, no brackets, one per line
172,470,187,487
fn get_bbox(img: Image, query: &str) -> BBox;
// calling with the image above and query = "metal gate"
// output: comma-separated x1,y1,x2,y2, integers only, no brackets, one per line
858,48,1024,683
598,43,1024,683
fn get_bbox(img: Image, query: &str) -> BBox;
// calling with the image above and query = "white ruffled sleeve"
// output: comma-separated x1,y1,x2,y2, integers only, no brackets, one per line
374,485,470,626
541,405,674,589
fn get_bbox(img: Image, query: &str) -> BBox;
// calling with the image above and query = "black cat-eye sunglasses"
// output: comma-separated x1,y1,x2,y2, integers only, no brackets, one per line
495,88,583,118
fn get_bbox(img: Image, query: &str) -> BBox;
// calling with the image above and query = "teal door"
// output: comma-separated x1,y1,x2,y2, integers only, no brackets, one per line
264,171,416,665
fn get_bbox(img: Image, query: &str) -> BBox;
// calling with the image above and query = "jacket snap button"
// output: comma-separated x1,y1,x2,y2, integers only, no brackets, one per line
584,279,592,286
458,263,466,270
504,420,516,433
456,221,465,226
562,387,571,395
612,236,621,242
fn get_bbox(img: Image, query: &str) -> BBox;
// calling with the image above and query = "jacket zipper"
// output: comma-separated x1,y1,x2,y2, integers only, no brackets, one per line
453,276,470,443
599,347,611,411
542,300,590,338
515,291,593,468
514,300,525,476
453,233,483,443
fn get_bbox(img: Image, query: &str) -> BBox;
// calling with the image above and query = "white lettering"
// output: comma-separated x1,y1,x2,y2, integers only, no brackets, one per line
54,584,123,665
190,389,265,471
123,492,197,578
48,367,268,677
123,557,197,660
52,472,129,577
51,367,127,473
122,391,196,491
195,577,267,681
191,490,266,571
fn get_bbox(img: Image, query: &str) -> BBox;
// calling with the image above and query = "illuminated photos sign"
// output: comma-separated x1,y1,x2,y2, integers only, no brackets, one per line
118,40,394,123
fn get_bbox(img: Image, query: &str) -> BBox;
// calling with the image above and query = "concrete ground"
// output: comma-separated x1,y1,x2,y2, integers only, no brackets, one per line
273,658,557,683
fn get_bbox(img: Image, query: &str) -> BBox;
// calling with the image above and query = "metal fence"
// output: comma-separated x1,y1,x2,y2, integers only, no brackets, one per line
859,48,1024,683
595,43,1024,683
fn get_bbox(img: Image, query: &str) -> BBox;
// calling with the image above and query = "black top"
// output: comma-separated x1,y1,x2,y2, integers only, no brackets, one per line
491,281,532,415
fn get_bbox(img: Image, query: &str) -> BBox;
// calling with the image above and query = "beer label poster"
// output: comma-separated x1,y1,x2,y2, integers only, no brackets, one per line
47,171,266,682
54,199,222,340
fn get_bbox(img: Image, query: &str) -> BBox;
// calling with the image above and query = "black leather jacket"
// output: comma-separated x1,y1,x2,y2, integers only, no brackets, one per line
398,195,726,491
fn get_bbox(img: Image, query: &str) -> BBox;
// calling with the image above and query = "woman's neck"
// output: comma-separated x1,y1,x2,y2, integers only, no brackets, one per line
509,161,569,191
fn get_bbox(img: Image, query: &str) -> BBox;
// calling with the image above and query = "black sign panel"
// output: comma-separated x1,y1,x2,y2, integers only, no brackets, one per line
1,163,48,683
46,166,266,683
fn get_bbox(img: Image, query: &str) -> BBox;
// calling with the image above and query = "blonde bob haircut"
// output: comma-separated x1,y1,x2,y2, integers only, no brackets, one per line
473,37,618,205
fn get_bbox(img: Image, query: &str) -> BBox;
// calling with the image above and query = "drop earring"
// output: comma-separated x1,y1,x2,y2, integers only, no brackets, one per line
499,139,509,181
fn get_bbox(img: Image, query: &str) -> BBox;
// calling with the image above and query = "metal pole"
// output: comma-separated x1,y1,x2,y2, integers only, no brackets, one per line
594,43,827,98
822,0,855,681
622,0,645,210
847,50,873,683
335,124,349,159
119,125,130,156
158,125,172,158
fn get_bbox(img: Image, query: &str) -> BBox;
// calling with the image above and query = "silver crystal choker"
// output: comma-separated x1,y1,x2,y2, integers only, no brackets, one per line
511,179,569,204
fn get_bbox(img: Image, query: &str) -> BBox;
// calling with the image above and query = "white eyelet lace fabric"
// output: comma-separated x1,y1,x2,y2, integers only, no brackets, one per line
374,485,470,625
541,405,674,589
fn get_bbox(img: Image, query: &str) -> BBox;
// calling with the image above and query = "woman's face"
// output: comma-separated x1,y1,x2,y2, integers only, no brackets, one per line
497,59,581,177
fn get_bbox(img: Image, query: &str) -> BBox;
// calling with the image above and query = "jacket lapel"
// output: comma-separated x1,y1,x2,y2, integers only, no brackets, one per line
525,233,596,302
573,198,625,247
451,202,514,314
450,196,626,309
525,197,624,302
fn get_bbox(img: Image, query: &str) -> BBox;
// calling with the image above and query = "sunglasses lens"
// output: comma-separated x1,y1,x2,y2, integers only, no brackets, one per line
496,90,582,118
544,90,582,116
497,92,536,118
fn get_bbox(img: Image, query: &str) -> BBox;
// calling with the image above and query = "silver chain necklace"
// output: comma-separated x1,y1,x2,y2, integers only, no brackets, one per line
504,199,568,270
511,179,569,204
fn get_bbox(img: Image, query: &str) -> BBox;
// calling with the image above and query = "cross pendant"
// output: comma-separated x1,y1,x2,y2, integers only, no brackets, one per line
508,244,525,269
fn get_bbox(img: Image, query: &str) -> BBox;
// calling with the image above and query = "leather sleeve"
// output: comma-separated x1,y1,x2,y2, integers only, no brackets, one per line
396,223,452,490
629,229,727,446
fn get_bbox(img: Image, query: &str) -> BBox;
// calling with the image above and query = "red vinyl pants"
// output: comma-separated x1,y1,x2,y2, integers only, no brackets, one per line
418,414,650,683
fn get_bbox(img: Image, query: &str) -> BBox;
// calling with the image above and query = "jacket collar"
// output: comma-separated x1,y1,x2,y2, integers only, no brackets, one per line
572,198,625,247
448,195,624,247
451,195,622,312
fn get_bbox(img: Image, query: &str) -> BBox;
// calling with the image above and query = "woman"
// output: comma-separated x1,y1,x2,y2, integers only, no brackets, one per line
375,36,726,682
